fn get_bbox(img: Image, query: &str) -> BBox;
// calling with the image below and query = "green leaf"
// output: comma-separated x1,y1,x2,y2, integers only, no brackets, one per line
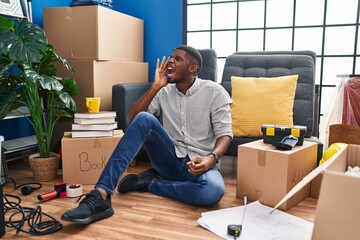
0,90,17,119
0,56,13,76
46,47,75,73
40,75,63,91
0,19,48,63
61,77,78,97
0,16,14,31
58,91,77,113
23,64,42,84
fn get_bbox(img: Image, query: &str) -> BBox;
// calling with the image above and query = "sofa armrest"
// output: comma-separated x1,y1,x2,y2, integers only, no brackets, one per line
112,83,151,131
313,84,320,137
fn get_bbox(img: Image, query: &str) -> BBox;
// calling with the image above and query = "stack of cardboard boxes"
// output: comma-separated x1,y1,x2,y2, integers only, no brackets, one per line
43,5,146,184
43,5,148,112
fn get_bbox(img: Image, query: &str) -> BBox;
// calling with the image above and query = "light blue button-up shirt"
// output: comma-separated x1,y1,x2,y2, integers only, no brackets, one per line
148,78,233,160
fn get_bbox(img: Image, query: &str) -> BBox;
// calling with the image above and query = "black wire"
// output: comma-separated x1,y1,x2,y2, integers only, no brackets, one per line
7,177,42,191
3,193,63,235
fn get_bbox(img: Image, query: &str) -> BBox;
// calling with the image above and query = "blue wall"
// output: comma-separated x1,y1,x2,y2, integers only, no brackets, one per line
0,0,183,140
114,0,183,82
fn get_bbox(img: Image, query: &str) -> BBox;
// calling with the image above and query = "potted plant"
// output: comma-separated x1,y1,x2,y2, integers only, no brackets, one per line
0,16,78,181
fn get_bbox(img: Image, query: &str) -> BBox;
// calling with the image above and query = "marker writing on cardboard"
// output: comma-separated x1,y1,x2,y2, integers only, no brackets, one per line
78,152,106,172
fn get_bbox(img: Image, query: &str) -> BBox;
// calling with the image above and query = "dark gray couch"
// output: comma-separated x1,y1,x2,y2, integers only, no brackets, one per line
112,50,322,160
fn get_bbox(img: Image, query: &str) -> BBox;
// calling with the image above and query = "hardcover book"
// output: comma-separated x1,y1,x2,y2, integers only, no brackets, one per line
72,122,118,131
74,111,117,119
71,130,114,138
73,117,116,125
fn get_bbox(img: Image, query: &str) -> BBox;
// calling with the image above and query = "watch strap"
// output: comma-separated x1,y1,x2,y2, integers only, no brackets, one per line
208,151,221,163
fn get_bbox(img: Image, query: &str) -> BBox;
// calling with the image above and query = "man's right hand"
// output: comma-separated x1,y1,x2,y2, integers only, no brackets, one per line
153,56,170,89
127,56,169,124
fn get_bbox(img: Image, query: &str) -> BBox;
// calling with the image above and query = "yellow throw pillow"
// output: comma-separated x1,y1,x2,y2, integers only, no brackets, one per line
231,75,298,137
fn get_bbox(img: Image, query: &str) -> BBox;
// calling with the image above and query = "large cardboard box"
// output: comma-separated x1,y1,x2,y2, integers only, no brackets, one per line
56,60,148,112
237,140,317,211
43,6,144,61
61,131,123,185
312,144,360,240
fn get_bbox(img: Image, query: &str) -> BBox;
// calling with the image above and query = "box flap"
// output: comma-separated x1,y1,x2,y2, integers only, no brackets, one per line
312,165,360,240
270,144,348,213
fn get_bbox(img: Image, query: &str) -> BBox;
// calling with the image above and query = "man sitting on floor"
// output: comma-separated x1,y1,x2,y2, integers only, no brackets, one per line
61,45,233,224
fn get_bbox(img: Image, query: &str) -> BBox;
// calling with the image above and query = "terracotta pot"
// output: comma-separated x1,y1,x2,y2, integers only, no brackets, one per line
28,152,60,182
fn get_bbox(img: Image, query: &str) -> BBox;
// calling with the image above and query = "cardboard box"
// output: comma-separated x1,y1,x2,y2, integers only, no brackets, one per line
56,60,148,112
312,144,360,240
310,173,322,198
43,6,144,61
261,124,307,146
61,130,123,185
237,140,317,211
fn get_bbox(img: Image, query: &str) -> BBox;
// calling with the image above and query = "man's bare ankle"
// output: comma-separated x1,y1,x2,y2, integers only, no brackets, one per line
96,187,109,201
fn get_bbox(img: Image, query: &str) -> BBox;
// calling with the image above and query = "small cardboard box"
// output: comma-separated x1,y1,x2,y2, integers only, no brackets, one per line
261,124,307,146
43,6,143,61
61,130,123,185
312,144,360,240
56,60,148,112
237,139,317,211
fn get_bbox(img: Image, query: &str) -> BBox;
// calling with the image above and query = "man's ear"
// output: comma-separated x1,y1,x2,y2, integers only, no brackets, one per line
188,64,198,74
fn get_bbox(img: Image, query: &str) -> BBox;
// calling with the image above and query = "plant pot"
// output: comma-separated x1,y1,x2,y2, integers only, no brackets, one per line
28,152,60,182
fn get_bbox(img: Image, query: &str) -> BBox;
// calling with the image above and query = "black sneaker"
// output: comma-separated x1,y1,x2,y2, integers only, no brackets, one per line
117,168,160,193
61,189,114,224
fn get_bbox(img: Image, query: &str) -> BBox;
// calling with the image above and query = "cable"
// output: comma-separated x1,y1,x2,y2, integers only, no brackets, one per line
7,177,42,195
3,193,63,235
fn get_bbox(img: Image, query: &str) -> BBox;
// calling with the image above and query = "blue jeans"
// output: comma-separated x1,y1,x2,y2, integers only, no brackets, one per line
95,112,225,206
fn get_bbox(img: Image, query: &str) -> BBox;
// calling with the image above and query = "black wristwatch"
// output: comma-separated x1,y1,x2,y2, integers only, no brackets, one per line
208,151,221,163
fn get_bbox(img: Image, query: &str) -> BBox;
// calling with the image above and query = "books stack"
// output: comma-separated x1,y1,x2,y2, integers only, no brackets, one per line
71,111,118,138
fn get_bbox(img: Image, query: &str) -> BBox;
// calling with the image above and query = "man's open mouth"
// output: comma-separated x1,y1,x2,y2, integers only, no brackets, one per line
167,67,175,78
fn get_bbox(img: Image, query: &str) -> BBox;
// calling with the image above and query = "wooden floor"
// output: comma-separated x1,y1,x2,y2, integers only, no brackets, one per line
1,157,317,239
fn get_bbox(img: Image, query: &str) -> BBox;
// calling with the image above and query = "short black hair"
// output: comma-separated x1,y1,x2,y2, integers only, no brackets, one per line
175,45,203,73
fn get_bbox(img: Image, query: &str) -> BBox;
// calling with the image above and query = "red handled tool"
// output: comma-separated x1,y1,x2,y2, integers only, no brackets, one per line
37,181,67,201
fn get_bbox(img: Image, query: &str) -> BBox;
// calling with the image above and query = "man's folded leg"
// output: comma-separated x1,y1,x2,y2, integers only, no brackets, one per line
117,168,161,193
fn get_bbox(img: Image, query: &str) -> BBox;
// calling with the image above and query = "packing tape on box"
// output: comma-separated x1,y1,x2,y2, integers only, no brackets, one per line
66,184,83,198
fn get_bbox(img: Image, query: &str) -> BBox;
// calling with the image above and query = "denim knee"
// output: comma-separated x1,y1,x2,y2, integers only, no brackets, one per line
134,111,157,122
196,181,225,206
206,183,225,206
131,112,160,132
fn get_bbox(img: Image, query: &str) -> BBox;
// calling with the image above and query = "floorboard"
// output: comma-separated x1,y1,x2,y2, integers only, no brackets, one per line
1,157,317,239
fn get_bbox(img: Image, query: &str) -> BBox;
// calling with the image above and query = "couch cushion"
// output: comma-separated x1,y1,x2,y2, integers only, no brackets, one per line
231,75,298,137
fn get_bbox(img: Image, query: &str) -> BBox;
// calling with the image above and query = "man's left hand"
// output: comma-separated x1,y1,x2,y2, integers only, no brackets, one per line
186,155,217,176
